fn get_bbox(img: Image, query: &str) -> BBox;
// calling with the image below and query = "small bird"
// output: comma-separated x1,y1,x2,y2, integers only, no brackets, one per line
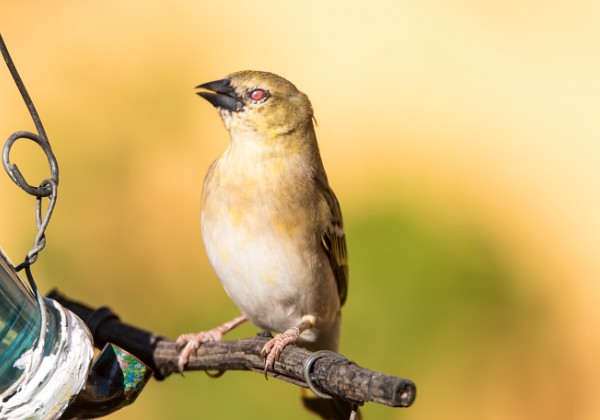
177,71,352,418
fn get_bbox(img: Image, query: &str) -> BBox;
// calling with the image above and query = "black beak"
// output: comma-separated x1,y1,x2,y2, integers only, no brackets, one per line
196,79,243,112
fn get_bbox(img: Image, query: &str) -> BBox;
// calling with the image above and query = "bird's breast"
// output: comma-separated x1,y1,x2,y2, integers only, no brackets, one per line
200,156,339,336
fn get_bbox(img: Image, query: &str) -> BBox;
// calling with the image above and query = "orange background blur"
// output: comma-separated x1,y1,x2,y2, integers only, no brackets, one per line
1,1,600,419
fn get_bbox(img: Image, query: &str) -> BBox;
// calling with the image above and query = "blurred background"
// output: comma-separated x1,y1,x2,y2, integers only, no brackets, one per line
1,1,599,419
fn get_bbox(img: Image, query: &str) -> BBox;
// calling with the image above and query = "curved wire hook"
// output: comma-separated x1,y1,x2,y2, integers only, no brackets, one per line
1,34,60,283
303,350,363,420
2,130,59,197
1,34,59,197
303,350,336,399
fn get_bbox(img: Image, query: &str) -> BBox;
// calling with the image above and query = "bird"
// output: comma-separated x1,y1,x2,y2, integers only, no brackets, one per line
176,70,353,419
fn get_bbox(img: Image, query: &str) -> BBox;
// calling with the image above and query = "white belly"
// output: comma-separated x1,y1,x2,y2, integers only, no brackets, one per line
201,204,339,343
199,150,341,346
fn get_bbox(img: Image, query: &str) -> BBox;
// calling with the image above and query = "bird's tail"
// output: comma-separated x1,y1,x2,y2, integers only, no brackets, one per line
300,389,361,420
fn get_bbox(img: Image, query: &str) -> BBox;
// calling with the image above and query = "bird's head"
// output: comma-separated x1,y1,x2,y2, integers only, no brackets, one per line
196,71,315,137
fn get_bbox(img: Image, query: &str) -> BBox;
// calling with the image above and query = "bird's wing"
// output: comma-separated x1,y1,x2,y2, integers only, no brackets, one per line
317,179,349,306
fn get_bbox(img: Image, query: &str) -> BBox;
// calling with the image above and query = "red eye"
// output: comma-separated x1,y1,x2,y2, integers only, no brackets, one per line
250,89,267,101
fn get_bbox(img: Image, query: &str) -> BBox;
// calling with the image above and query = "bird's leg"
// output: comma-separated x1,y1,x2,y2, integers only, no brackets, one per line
176,314,248,372
261,315,315,375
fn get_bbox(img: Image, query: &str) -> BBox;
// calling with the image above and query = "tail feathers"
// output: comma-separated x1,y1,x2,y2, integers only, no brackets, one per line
301,389,362,420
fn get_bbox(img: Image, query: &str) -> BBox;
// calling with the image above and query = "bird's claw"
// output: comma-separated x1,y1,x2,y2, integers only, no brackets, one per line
175,330,224,373
175,333,201,373
260,339,279,378
260,329,299,378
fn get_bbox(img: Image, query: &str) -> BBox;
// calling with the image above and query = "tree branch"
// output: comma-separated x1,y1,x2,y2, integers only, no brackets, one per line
47,289,416,409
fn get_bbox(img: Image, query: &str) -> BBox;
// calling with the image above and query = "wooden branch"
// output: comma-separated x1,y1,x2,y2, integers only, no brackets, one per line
47,289,416,409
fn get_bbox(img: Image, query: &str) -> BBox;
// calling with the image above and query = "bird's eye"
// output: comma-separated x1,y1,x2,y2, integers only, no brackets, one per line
250,88,267,102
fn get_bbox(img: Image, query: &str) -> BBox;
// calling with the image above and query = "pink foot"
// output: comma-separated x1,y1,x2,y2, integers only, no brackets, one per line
176,329,224,372
260,316,314,375
261,327,301,374
176,314,248,372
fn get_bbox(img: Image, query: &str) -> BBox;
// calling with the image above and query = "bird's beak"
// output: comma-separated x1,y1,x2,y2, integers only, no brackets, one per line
196,79,243,112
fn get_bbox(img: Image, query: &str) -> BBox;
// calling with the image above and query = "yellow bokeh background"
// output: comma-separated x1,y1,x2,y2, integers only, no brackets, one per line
2,1,600,419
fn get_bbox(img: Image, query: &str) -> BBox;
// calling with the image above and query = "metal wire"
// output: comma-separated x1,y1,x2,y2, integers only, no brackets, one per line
1,34,60,287
303,350,336,399
3,131,59,198
303,350,363,420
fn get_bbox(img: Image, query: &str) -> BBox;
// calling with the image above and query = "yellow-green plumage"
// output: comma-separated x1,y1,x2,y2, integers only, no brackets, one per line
177,70,354,419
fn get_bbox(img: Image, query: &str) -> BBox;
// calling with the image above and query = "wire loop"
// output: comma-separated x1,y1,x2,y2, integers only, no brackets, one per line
1,34,60,282
2,131,59,197
303,350,363,420
303,350,336,399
